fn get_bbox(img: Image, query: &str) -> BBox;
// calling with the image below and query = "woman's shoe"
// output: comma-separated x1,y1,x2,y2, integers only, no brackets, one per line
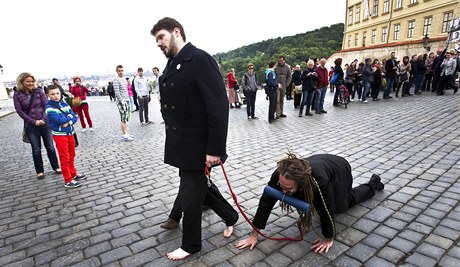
55,168,62,174
37,173,45,179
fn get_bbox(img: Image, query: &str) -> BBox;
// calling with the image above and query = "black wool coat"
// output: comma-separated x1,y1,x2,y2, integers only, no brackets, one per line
252,154,354,239
159,43,229,170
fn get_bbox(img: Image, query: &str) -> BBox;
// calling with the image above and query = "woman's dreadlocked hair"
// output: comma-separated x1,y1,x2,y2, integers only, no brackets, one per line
276,151,317,232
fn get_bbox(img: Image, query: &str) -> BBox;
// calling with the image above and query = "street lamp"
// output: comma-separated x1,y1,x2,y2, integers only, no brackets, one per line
0,64,3,75
422,34,430,51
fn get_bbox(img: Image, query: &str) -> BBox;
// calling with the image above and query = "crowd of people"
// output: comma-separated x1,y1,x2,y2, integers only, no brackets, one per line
226,47,459,123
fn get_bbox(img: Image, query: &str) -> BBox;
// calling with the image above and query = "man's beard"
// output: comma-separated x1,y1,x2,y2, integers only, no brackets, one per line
163,34,177,59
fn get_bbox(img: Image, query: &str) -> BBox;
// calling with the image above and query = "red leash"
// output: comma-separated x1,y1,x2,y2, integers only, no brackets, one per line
205,162,304,241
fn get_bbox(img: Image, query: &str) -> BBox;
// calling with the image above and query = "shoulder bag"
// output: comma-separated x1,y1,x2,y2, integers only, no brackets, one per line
22,90,37,143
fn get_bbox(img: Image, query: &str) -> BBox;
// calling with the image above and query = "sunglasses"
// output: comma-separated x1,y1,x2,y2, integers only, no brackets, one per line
248,67,254,69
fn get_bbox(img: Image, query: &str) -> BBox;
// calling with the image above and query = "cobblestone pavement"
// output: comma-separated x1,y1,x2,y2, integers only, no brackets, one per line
0,90,459,267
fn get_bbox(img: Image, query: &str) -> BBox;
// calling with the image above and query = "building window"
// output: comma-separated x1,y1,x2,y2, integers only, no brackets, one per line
348,8,353,25
395,0,402,9
373,0,379,16
348,35,351,48
407,20,415,38
393,24,400,40
355,5,361,23
355,33,359,46
383,0,389,13
442,12,454,33
410,0,417,4
382,27,388,42
372,29,376,44
363,31,367,46
423,17,432,36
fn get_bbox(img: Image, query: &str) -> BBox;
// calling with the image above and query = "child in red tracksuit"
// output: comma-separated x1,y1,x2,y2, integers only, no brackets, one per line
45,86,86,188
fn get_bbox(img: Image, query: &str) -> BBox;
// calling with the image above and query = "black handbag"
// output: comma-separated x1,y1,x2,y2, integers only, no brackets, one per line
233,82,239,90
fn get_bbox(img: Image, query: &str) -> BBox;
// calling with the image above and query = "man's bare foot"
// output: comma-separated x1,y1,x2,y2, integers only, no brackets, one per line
166,248,191,260
223,226,233,238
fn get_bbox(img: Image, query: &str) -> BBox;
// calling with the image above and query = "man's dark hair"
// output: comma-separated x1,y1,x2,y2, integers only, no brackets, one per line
47,85,58,91
137,67,143,72
52,78,58,82
269,61,276,68
150,17,186,42
116,65,123,70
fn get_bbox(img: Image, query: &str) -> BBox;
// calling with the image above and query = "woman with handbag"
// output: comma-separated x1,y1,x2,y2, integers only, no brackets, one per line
291,65,302,108
70,76,93,132
396,56,411,97
227,69,239,109
13,72,61,179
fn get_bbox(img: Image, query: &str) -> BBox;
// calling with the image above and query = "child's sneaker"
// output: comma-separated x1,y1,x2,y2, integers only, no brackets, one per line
89,128,94,132
64,180,81,188
74,174,87,182
82,128,87,133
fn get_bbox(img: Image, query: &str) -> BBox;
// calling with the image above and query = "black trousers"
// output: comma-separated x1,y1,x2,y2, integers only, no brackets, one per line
267,90,277,122
173,169,238,254
245,90,257,117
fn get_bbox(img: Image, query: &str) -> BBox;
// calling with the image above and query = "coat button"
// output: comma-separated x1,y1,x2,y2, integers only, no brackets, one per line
163,83,166,87
165,125,169,129
173,127,176,130
171,106,175,110
170,82,174,87
163,104,168,108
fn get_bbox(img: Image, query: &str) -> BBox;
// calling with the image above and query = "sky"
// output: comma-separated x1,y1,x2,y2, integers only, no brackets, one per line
0,0,346,82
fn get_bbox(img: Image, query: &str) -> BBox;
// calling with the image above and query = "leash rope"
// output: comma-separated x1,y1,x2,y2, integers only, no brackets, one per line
205,162,304,241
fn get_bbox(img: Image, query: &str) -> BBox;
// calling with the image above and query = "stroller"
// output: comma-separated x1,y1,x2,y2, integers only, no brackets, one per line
337,84,350,108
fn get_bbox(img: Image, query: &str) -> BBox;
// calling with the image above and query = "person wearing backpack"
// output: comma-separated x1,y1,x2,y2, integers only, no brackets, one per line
241,63,259,120
265,61,279,123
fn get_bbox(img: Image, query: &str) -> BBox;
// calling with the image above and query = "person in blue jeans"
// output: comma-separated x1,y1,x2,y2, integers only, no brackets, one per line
384,52,397,99
315,58,329,113
299,60,318,116
13,72,60,179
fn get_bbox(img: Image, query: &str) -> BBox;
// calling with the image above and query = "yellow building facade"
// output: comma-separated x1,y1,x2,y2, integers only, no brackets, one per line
329,0,460,65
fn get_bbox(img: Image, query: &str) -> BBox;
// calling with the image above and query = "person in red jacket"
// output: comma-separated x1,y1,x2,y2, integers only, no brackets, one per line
315,58,329,114
227,69,239,108
70,76,93,132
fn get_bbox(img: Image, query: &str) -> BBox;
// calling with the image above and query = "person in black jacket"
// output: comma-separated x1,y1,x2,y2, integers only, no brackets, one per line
151,17,238,261
332,58,344,106
235,152,384,254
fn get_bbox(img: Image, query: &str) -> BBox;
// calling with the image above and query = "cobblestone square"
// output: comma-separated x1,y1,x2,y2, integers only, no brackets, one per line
0,91,459,266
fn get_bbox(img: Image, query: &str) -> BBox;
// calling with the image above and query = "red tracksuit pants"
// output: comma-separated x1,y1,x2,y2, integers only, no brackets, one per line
53,135,77,183
72,103,93,129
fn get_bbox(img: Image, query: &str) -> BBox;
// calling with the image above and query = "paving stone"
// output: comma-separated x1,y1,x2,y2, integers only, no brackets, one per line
100,246,133,265
345,243,377,263
0,250,26,266
378,246,406,264
69,257,102,267
387,237,416,253
439,255,460,267
83,241,112,258
398,229,426,244
332,254,362,266
50,251,85,267
364,256,394,267
352,218,379,234
362,233,389,249
416,242,445,261
447,246,460,258
405,252,437,267
120,248,160,267
34,249,58,265
335,228,367,246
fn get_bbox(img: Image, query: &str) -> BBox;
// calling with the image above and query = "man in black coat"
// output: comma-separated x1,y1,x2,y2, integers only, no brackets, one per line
384,51,397,99
151,17,238,261
236,153,384,254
